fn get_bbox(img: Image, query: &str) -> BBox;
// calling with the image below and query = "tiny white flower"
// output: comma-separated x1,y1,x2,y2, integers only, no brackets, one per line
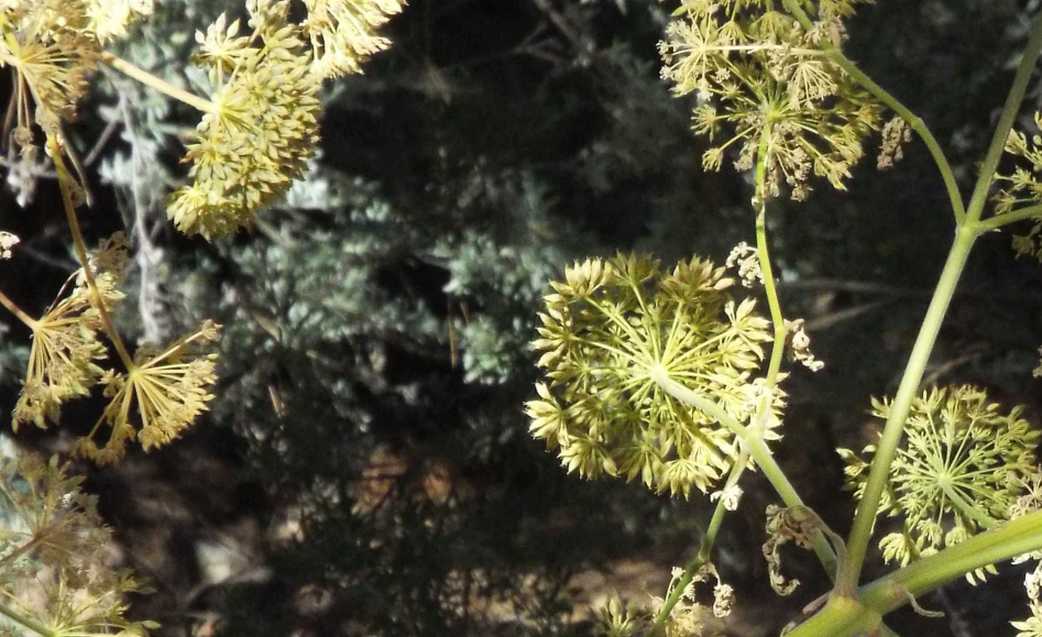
710,484,743,511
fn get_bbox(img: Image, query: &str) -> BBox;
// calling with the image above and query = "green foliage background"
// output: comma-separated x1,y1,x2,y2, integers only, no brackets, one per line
3,0,1042,635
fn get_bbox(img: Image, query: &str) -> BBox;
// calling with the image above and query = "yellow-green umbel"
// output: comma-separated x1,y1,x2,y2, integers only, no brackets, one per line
77,320,221,465
302,0,407,80
839,385,1040,567
527,253,778,498
168,0,321,239
658,0,882,200
994,112,1042,262
13,234,128,431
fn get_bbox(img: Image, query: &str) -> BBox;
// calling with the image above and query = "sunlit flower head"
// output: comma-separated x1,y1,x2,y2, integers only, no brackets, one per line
77,320,221,465
168,0,321,239
527,253,778,498
303,0,406,79
12,233,127,431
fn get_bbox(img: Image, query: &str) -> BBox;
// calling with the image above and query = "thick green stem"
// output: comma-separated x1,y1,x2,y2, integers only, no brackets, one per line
840,10,1042,591
651,368,838,577
978,202,1042,231
781,0,966,224
788,510,1042,637
0,600,54,637
840,225,976,591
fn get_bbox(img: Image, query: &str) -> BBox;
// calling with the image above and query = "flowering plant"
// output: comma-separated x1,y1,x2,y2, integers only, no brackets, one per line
525,1,1042,635
0,0,404,634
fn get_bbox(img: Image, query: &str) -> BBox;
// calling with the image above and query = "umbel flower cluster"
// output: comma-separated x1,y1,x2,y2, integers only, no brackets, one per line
169,0,405,237
0,452,155,636
658,0,883,200
6,232,222,466
12,234,128,431
0,0,404,238
0,0,153,199
77,320,221,465
0,0,408,454
526,253,777,498
0,0,153,137
995,111,1042,261
169,0,322,238
839,385,1040,567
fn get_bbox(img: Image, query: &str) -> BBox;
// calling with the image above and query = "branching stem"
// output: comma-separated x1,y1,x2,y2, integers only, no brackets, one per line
647,453,749,636
837,10,1042,594
99,52,214,114
652,369,838,578
977,202,1042,231
781,0,966,224
47,136,136,370
788,509,1042,637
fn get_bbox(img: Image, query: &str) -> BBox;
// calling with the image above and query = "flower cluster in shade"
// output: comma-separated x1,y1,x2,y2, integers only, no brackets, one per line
10,233,222,465
658,0,882,200
0,452,156,636
995,111,1042,262
0,0,151,144
526,253,779,498
838,385,1040,569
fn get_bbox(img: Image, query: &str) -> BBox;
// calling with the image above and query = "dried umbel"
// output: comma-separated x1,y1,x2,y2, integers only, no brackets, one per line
168,0,322,239
658,0,882,200
527,253,777,498
0,452,155,636
839,385,1040,567
648,564,733,636
76,320,222,465
13,233,128,431
0,0,150,149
